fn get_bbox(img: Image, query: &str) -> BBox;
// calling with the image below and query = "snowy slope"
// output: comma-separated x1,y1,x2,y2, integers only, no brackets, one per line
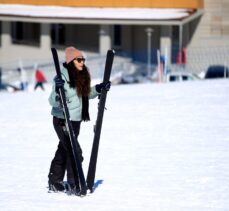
0,79,229,211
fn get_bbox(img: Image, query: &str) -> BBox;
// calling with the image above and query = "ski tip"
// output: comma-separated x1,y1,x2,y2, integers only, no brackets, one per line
51,48,57,55
108,49,115,55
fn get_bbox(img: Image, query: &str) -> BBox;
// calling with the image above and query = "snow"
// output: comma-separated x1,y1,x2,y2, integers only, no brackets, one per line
0,4,192,20
0,79,229,210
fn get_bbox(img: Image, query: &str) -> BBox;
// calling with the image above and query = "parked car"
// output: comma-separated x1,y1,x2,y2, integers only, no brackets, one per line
165,71,200,82
205,65,229,79
111,72,148,85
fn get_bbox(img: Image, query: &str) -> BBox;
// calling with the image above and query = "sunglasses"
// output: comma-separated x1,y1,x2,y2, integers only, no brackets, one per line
75,58,86,63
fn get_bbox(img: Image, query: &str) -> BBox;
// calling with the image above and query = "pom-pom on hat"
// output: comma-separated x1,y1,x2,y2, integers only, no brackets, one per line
65,46,83,64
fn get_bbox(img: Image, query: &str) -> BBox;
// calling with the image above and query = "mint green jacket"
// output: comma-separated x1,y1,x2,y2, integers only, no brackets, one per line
49,68,99,121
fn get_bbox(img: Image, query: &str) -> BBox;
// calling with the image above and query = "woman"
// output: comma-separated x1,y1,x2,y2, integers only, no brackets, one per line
48,46,110,194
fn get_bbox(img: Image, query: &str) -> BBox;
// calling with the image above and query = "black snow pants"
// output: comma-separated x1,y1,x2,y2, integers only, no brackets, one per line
34,82,45,90
48,116,83,187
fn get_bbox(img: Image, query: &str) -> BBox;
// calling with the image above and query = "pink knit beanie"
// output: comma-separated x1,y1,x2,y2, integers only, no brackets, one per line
65,47,83,64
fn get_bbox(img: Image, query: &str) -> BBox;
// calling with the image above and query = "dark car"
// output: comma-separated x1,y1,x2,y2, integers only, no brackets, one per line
205,65,229,79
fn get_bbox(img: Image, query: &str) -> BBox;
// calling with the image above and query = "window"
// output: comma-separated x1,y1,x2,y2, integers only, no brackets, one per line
113,25,122,47
171,26,180,63
0,22,1,46
11,22,40,45
169,75,179,82
51,24,65,45
182,76,188,81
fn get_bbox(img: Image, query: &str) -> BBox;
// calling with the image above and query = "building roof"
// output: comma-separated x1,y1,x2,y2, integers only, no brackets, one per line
0,4,203,25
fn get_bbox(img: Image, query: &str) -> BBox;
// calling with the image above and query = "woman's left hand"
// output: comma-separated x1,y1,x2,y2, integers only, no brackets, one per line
96,81,111,93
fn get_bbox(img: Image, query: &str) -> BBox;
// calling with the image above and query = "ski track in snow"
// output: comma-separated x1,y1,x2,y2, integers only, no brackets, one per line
0,79,229,211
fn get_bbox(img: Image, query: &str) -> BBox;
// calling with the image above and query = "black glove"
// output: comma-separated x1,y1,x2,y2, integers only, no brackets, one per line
54,76,65,89
96,81,111,93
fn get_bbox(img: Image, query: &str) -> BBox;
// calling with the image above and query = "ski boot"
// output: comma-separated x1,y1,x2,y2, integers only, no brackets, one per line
65,183,81,196
48,181,65,193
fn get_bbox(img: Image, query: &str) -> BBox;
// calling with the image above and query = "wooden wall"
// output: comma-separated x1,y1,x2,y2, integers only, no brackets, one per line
0,0,204,9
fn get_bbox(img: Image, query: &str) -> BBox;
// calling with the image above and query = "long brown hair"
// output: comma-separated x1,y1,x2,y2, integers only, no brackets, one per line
63,61,91,97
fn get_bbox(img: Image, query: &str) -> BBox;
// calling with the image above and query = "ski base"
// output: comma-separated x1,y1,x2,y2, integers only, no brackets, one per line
47,181,89,197
86,49,115,191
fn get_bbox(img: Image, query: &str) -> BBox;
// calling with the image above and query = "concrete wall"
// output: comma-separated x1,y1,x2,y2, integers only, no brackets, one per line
0,22,54,65
183,0,229,73
0,23,101,64
65,24,99,51
189,0,229,48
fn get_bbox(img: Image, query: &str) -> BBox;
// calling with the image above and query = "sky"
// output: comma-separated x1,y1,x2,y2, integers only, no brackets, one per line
0,79,229,211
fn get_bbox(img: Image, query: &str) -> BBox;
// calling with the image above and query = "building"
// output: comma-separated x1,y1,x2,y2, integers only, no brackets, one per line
0,0,228,76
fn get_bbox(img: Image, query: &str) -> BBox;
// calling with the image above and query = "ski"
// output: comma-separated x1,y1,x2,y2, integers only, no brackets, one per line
51,48,87,196
86,49,115,192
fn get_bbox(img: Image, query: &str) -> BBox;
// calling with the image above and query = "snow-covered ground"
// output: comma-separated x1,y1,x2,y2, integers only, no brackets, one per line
0,79,229,211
